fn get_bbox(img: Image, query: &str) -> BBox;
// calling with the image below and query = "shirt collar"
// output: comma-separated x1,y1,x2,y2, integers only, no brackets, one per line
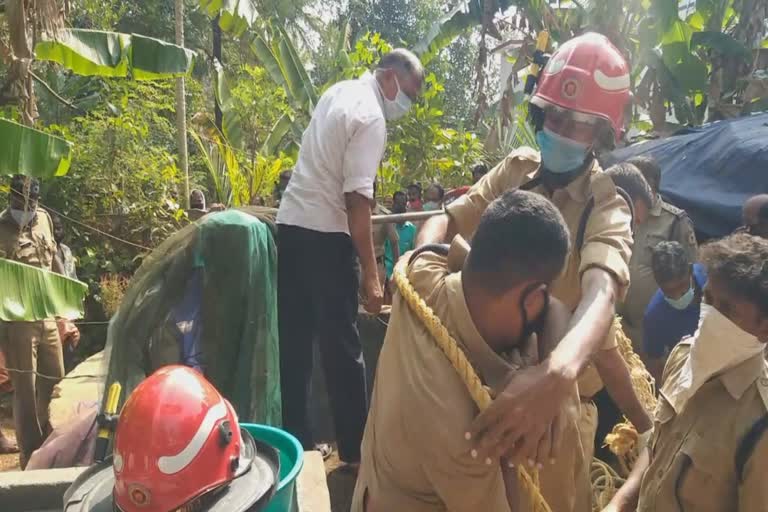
362,71,385,114
541,158,599,203
443,237,512,390
720,350,768,400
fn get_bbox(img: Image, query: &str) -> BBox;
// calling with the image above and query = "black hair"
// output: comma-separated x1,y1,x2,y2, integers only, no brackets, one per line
377,49,425,83
393,190,407,201
604,163,654,210
626,156,661,193
407,183,421,191
466,190,570,294
651,241,691,285
700,233,768,315
10,174,40,200
427,183,445,200
759,202,768,222
472,162,489,175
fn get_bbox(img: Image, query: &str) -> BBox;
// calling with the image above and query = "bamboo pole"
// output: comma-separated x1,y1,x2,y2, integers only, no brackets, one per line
371,210,444,225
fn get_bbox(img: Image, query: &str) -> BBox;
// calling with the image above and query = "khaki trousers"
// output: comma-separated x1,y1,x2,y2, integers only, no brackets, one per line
0,320,64,466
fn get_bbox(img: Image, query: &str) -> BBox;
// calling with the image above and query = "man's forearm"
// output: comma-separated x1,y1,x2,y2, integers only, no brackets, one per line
346,193,377,275
595,348,653,433
609,446,650,510
415,213,452,246
549,268,618,381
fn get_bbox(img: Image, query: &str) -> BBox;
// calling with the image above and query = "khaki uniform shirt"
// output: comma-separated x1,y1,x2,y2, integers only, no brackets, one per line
445,147,633,398
0,208,58,270
637,341,768,512
618,197,697,351
352,241,588,512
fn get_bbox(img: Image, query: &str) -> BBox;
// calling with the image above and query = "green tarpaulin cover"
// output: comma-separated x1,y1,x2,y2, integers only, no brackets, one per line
101,208,281,425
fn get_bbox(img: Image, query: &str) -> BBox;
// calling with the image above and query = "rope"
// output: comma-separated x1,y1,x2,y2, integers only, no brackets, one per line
590,459,625,511
392,264,552,512
3,367,103,381
603,317,658,476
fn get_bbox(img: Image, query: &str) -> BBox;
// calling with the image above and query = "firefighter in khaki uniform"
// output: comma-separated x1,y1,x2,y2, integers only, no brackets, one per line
0,175,65,468
617,155,698,355
605,233,768,512
417,33,650,476
353,190,589,512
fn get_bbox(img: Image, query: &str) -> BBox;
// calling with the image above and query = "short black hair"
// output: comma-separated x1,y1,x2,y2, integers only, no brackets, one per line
472,162,489,175
700,233,768,315
651,241,691,284
393,190,406,201
427,183,445,200
759,202,768,222
604,163,654,210
626,156,661,193
407,183,421,191
10,174,40,200
466,190,570,294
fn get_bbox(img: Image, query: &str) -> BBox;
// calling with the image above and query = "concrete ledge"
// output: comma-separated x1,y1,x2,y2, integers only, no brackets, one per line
0,467,86,511
296,451,331,512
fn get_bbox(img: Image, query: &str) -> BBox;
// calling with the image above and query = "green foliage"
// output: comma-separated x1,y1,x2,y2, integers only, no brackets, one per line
40,80,190,292
0,119,73,178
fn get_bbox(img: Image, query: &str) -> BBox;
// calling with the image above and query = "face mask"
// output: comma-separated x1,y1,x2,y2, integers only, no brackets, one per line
423,201,441,211
379,75,412,121
665,285,695,310
11,208,36,227
665,303,765,413
536,128,590,174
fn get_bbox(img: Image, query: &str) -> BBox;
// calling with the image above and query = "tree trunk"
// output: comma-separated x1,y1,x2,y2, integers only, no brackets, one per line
174,0,190,209
212,14,223,132
6,0,37,125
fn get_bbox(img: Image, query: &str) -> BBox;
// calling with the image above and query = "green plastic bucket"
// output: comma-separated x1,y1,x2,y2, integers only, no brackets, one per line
242,423,304,512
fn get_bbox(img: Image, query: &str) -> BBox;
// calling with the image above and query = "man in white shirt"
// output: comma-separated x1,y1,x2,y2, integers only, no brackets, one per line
277,49,424,466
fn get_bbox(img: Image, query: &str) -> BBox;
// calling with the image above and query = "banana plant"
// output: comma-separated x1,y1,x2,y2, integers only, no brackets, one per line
0,118,73,177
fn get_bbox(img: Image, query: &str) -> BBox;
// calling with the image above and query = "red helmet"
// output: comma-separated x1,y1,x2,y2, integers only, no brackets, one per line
63,366,279,512
531,32,630,141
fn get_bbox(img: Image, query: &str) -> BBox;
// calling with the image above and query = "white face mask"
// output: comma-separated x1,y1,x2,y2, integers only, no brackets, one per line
666,303,765,413
11,208,36,227
378,75,412,121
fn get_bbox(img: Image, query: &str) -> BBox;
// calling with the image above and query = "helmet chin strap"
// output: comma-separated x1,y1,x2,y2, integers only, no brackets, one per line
540,152,596,191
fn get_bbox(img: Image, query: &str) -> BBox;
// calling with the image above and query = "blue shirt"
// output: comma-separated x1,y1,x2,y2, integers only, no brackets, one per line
384,222,417,278
642,263,707,358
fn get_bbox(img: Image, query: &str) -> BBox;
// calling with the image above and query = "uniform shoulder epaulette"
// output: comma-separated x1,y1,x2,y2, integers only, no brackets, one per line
505,146,541,163
660,201,687,218
589,171,622,205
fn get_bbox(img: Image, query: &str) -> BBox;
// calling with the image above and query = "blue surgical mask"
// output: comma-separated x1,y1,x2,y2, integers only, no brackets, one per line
665,286,695,310
379,76,412,121
423,201,441,211
536,128,590,174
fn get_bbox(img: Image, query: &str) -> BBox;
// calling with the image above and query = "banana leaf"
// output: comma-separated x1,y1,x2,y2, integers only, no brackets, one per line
0,119,73,178
200,0,258,37
691,31,751,62
261,112,294,155
35,29,130,78
0,258,87,321
213,59,244,149
130,33,196,80
414,4,476,66
35,29,194,80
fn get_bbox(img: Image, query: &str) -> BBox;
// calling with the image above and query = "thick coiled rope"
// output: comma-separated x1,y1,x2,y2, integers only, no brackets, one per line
393,265,552,512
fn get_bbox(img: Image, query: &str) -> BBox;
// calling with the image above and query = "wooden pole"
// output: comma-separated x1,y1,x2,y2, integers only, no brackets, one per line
174,0,190,209
371,210,444,225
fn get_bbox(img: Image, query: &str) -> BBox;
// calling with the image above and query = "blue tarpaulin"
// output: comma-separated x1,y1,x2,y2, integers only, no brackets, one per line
602,113,768,239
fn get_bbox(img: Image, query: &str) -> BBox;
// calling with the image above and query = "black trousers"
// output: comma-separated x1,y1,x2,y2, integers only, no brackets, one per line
277,224,368,462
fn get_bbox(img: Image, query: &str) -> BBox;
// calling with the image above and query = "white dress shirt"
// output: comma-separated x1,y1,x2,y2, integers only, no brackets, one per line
277,72,387,234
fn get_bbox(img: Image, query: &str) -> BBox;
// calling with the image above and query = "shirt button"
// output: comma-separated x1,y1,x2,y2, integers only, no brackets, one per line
657,469,664,478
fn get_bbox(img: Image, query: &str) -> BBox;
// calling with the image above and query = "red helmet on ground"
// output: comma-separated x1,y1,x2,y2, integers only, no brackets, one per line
62,366,279,512
531,32,630,141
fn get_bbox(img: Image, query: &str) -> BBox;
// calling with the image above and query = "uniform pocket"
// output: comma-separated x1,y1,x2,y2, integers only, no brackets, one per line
675,437,735,512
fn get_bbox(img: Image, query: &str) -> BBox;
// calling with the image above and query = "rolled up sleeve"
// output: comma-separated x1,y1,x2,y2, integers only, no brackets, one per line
578,177,633,299
342,117,387,198
446,150,537,240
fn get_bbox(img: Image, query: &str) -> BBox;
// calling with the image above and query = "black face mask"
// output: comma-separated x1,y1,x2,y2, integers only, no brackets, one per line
539,154,595,191
518,282,550,344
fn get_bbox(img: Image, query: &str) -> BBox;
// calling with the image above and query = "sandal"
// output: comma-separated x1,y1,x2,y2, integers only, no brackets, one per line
0,434,18,454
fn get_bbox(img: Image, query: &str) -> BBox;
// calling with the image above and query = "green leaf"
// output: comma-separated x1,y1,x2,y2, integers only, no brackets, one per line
691,31,751,61
35,29,131,77
261,113,294,155
275,26,318,108
129,33,196,80
0,258,87,321
414,3,479,67
35,29,194,80
250,33,288,89
213,59,244,148
219,0,258,37
0,119,73,178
